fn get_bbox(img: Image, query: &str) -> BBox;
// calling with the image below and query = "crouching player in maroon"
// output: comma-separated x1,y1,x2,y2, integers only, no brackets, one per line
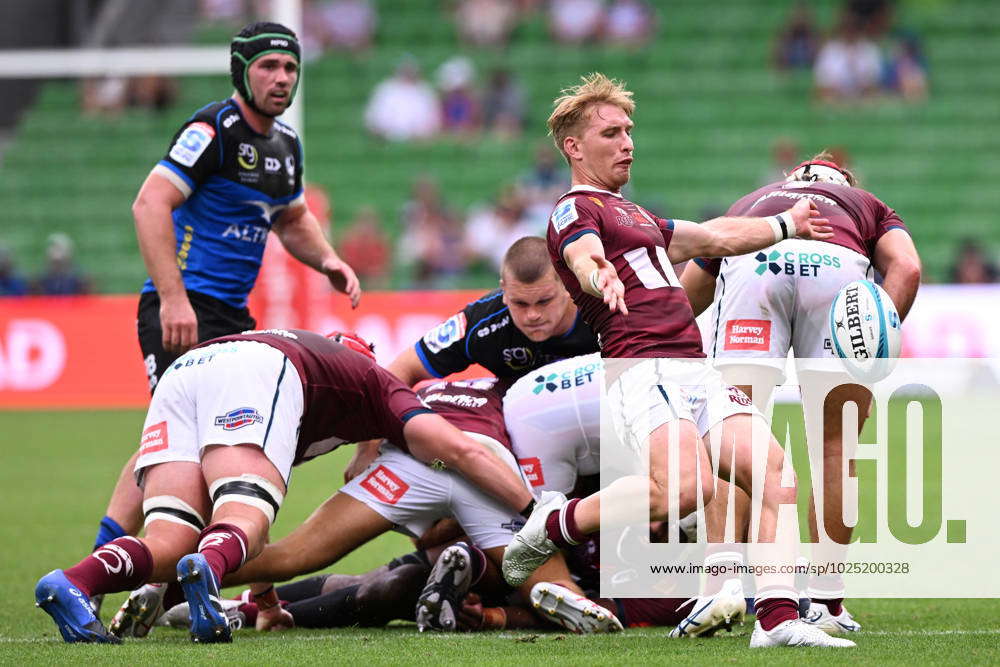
502,73,855,648
34,329,533,644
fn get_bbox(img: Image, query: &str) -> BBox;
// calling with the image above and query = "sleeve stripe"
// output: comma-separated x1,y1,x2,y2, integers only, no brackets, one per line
884,225,909,233
153,162,193,198
401,407,434,423
414,342,445,378
559,228,599,258
693,257,711,269
664,218,675,230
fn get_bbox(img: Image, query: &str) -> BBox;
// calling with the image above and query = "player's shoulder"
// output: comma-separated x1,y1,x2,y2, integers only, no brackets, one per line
464,289,509,322
183,99,238,130
272,119,300,143
549,188,608,234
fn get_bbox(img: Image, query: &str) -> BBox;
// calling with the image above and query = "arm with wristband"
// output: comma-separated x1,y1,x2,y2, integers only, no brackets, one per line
666,197,833,264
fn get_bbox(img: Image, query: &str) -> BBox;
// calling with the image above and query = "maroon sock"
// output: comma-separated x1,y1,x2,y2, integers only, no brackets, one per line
63,536,153,598
814,597,844,616
544,498,584,548
754,596,800,631
197,523,249,583
466,544,487,586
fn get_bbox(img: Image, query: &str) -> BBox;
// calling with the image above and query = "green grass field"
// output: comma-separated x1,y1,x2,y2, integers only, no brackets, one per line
1,408,998,665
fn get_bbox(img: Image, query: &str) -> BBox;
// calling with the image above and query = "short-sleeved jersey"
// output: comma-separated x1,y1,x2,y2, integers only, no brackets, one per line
694,181,908,277
199,329,431,465
143,99,306,308
414,290,599,380
416,378,511,451
546,186,705,358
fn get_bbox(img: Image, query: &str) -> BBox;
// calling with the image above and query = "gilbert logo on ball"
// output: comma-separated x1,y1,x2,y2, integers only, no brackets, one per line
829,280,901,382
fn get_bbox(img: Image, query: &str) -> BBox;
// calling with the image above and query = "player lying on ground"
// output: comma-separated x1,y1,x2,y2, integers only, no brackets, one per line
35,330,532,644
503,72,856,648
679,152,921,635
111,377,620,636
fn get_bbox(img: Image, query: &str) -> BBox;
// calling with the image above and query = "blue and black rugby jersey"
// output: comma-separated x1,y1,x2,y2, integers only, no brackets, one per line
414,290,599,379
142,99,305,307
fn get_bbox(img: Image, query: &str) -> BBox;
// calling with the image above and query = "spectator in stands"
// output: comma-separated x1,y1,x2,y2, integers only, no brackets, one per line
519,143,570,226
773,2,819,71
0,245,28,297
303,0,377,56
339,206,391,288
813,14,883,103
884,32,928,102
364,58,441,142
34,233,91,296
398,177,468,286
465,184,536,271
454,0,520,48
483,68,526,140
604,0,656,48
437,56,482,138
845,0,894,38
950,240,998,284
549,0,604,45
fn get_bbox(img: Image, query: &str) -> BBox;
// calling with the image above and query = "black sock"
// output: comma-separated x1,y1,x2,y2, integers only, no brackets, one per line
386,549,429,571
276,575,330,603
286,584,361,628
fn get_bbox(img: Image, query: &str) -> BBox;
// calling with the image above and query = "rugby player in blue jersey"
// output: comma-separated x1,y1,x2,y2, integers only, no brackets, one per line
90,22,360,584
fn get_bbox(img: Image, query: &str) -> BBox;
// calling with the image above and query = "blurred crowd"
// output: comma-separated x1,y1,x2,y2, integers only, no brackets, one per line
0,234,92,297
773,0,929,105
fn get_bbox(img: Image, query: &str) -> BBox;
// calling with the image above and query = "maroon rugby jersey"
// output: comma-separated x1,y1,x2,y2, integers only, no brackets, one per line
416,378,511,452
546,186,704,358
199,329,431,464
696,181,908,277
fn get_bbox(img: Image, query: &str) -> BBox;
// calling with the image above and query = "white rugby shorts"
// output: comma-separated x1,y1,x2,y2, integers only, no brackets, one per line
134,341,304,485
706,239,873,377
503,353,602,494
339,435,528,550
606,358,757,454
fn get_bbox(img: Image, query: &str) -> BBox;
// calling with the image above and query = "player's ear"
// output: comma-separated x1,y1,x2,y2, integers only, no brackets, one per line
563,135,582,161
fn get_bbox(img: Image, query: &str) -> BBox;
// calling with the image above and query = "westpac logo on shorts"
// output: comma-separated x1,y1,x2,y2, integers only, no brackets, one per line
755,250,843,277
361,465,410,505
214,407,264,430
723,319,771,351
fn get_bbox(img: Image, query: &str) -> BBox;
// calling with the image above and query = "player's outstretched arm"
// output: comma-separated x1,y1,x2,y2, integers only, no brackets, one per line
679,261,718,317
562,232,628,315
273,203,362,308
133,171,198,354
873,228,922,320
667,198,833,263
404,414,534,514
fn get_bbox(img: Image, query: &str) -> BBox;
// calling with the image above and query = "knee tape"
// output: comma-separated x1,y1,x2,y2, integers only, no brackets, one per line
208,474,284,524
143,495,206,533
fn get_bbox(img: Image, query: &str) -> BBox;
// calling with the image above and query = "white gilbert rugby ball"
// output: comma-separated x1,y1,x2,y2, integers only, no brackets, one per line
829,280,901,383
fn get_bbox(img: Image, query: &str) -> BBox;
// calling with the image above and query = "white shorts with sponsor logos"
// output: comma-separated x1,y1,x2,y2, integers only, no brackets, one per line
339,435,528,550
503,353,602,495
706,239,873,378
134,341,304,485
607,358,757,453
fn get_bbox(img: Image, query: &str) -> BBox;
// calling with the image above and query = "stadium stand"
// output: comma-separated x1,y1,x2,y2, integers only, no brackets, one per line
0,0,997,290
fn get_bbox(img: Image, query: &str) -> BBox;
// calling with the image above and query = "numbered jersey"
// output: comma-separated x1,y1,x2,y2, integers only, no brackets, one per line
546,186,704,358
142,99,305,308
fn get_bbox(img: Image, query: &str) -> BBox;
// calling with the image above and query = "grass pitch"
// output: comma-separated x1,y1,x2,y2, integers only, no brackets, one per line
1,408,997,665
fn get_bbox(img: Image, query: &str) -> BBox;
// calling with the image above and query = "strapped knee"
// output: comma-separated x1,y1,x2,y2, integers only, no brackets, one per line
143,495,206,533
209,474,284,525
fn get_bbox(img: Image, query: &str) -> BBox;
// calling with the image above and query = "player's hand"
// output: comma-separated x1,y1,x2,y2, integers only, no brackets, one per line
457,592,484,631
786,198,833,241
590,254,628,316
256,605,294,632
321,256,362,309
159,294,198,355
344,439,380,483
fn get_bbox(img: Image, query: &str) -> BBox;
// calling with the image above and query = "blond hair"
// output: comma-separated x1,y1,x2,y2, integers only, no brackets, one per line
548,73,635,162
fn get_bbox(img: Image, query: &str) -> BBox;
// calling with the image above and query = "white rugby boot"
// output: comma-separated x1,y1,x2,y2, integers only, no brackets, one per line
530,582,623,634
802,601,862,634
501,491,567,587
750,619,856,648
668,577,746,638
109,583,168,638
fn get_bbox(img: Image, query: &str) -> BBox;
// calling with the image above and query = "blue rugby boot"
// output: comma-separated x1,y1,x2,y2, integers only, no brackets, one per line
176,553,232,643
35,570,120,643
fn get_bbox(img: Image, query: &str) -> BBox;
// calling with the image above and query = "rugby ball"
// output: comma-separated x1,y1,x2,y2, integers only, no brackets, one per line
829,280,901,383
